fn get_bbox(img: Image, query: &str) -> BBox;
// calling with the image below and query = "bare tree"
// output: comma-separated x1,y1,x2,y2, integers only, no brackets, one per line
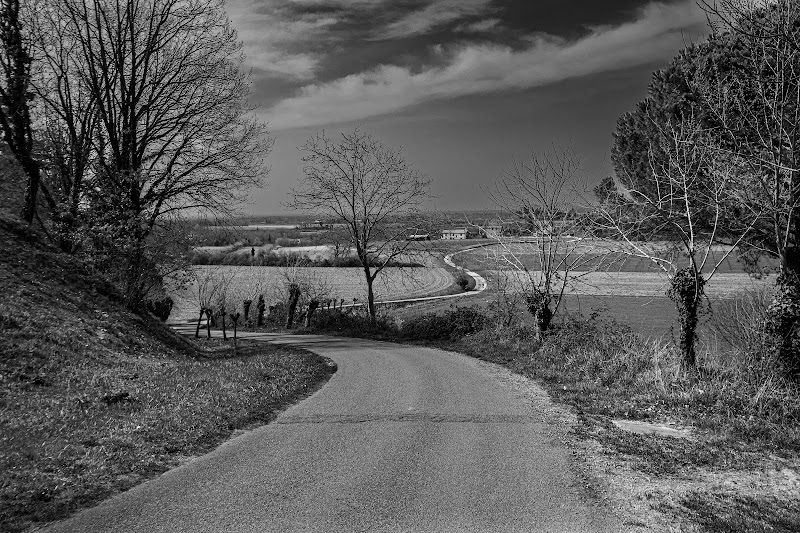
597,112,756,370
192,265,236,338
272,257,332,328
289,129,430,319
484,147,606,340
28,1,99,251
55,0,271,309
696,0,800,376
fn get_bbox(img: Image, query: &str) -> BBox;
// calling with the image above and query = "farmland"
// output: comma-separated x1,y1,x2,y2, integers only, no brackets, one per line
169,265,456,322
454,240,778,274
481,270,775,298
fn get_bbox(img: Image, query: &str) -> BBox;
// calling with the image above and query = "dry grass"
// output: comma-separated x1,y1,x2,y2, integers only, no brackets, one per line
1,339,332,533
0,215,334,532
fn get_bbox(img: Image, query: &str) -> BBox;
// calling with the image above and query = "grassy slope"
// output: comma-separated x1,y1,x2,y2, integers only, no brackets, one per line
0,215,334,532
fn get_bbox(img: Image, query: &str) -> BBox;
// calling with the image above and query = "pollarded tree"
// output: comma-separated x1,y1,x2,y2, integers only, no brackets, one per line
289,129,430,319
56,0,271,309
599,111,756,371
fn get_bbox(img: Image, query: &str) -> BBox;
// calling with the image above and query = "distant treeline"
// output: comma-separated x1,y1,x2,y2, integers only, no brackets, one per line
190,250,422,268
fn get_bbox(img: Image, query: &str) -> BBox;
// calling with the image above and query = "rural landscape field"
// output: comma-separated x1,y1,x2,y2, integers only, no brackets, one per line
2,0,800,532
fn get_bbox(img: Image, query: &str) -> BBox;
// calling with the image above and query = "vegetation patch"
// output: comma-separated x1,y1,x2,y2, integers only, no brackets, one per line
0,216,334,532
672,492,800,532
1,337,333,533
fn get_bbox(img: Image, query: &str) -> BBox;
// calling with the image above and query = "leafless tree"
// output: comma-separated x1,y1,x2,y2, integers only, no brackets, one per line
28,1,99,252
484,146,607,340
289,129,430,319
192,265,236,338
52,0,271,309
597,112,756,370
696,0,800,376
272,257,332,328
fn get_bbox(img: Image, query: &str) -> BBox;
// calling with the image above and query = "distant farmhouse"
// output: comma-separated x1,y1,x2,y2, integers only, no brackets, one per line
484,219,503,238
441,228,469,240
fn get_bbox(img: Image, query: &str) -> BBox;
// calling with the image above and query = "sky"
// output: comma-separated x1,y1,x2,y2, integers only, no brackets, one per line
225,0,711,215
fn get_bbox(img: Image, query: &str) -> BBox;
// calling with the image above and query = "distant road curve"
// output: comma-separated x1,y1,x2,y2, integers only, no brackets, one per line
346,246,488,309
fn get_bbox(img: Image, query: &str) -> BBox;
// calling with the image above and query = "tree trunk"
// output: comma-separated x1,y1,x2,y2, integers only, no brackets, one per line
525,292,552,340
195,308,204,338
220,310,227,340
677,297,699,371
305,300,319,327
243,300,252,321
230,313,240,343
285,284,301,328
256,297,265,326
21,163,39,224
123,241,148,312
766,264,800,379
668,268,704,373
366,277,376,319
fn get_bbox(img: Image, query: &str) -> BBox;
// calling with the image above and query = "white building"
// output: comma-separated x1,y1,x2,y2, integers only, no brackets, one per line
441,228,468,240
484,220,503,238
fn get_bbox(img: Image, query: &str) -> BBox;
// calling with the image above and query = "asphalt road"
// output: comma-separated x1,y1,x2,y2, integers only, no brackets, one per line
44,331,622,533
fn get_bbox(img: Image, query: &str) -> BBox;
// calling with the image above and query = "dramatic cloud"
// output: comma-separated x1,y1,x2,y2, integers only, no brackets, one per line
374,0,495,40
226,0,341,80
264,1,709,130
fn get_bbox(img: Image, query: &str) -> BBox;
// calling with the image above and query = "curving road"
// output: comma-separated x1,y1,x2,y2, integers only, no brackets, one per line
44,330,621,533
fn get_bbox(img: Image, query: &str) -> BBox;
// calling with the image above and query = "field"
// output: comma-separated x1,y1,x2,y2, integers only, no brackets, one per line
482,270,775,298
455,240,778,274
170,266,456,322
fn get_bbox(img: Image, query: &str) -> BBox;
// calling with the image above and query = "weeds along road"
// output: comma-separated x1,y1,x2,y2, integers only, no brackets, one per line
44,329,622,533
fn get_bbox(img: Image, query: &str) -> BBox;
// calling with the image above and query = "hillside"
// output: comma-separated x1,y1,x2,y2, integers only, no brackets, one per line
0,214,333,532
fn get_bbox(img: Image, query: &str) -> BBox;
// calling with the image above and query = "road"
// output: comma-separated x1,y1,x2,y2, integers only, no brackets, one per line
44,330,622,533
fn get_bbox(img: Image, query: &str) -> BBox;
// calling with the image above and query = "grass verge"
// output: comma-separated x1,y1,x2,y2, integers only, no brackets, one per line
1,337,334,533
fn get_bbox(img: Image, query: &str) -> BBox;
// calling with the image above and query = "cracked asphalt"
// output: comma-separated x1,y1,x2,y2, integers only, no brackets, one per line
43,331,622,532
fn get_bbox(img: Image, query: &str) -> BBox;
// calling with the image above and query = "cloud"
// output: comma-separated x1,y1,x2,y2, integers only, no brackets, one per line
374,0,494,40
264,1,709,130
246,52,320,81
455,18,502,34
226,0,341,80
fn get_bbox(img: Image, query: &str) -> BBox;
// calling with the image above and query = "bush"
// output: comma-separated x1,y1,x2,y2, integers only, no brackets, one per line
708,287,771,353
310,308,396,335
265,301,289,325
401,306,488,341
455,272,471,291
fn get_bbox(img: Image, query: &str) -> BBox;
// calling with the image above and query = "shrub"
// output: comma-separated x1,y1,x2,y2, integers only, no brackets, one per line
401,306,488,341
455,272,471,291
708,287,771,353
265,301,289,325
146,297,174,322
310,308,396,334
